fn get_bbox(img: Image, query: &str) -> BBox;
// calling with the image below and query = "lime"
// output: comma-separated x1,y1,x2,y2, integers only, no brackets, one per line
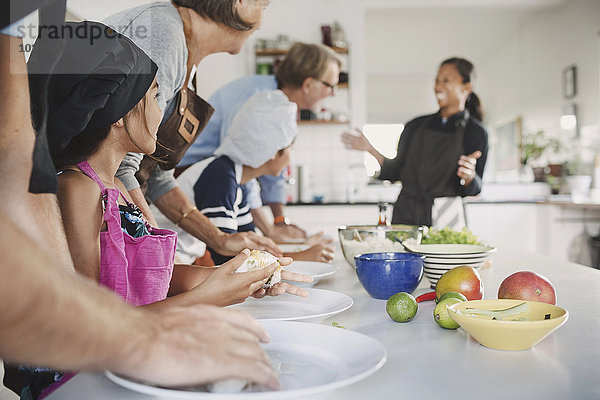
433,298,463,329
386,292,418,323
436,291,468,304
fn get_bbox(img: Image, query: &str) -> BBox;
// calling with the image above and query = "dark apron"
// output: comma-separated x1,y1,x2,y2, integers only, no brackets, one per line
135,69,214,194
392,112,469,226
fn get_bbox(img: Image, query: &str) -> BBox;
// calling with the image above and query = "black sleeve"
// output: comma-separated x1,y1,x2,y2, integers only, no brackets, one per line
378,118,422,182
460,120,489,197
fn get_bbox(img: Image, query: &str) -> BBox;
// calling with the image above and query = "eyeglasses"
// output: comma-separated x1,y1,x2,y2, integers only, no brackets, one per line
318,79,337,94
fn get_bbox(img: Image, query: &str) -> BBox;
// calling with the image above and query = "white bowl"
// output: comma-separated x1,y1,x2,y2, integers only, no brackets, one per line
404,243,496,256
403,243,495,288
424,255,489,264
422,259,490,288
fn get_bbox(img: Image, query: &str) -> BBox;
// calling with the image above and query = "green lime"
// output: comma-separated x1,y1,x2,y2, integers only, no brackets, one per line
433,298,463,329
436,291,468,304
386,292,418,323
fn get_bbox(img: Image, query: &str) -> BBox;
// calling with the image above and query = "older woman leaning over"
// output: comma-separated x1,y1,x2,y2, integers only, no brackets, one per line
104,0,284,262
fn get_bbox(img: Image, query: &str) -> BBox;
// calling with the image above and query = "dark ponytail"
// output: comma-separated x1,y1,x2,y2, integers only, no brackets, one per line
465,92,483,122
441,57,484,122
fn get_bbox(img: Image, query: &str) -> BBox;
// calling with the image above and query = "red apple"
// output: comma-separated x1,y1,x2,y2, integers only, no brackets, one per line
498,271,556,305
436,265,484,301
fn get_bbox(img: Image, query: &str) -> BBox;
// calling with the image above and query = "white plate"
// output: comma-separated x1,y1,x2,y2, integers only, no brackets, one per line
226,288,353,323
105,320,386,399
279,244,310,253
283,261,337,287
404,243,496,255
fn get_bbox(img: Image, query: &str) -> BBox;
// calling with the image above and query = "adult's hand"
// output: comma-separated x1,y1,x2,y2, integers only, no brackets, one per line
341,128,372,152
269,223,307,243
304,231,333,246
118,305,279,390
286,243,335,263
217,231,283,258
341,128,385,166
457,150,482,186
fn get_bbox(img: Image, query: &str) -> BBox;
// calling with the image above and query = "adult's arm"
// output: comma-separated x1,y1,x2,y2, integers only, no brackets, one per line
154,185,282,256
114,153,160,226
460,123,489,196
341,128,385,166
0,34,73,268
251,175,307,241
0,214,279,389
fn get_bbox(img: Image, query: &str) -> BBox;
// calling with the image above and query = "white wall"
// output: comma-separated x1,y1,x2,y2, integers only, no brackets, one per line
364,0,600,180
364,0,600,129
65,0,600,201
365,7,524,124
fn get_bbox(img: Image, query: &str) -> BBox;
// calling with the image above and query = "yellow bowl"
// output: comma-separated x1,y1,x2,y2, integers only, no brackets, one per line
447,299,568,351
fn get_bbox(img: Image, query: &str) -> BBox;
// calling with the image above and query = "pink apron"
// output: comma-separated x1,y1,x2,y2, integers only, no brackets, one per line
78,161,176,306
38,162,178,398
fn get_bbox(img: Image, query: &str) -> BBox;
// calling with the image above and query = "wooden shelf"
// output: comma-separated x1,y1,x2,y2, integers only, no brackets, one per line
255,46,348,57
298,120,349,125
338,82,349,89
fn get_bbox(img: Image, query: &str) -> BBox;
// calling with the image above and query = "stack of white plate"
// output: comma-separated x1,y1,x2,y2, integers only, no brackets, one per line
403,243,496,288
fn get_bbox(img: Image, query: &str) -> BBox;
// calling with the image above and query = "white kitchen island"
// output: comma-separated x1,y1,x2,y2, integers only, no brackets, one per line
47,246,600,400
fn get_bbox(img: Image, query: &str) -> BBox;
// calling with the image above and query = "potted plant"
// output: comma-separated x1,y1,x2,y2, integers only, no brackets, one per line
565,156,592,199
519,130,562,182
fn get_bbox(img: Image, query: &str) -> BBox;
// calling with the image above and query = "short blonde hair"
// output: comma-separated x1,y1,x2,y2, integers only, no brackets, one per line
276,42,342,89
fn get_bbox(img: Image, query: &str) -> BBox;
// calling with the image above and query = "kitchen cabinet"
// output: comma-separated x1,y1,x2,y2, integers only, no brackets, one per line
465,202,542,254
466,200,600,267
283,201,600,267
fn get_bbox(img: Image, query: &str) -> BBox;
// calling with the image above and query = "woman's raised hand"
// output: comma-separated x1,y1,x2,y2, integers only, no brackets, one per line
341,128,373,152
457,150,482,186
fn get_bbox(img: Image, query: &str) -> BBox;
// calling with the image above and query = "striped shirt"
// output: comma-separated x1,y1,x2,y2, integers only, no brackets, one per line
177,156,255,264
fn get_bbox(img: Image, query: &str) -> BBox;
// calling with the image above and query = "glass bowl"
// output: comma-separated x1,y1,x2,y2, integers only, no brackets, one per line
338,225,425,268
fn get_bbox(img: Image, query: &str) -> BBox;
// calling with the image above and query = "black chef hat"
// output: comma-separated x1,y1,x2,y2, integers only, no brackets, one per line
28,20,158,159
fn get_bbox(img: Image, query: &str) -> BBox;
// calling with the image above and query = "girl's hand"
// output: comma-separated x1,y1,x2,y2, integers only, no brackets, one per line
194,250,292,307
251,269,313,299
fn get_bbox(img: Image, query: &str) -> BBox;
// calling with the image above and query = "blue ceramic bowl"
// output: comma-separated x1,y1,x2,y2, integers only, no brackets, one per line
354,252,424,300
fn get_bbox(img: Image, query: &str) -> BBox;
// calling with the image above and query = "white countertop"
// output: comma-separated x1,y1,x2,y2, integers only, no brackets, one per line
47,249,600,400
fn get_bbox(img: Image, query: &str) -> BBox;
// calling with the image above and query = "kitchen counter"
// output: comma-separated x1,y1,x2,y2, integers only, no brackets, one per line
287,196,600,208
47,248,600,400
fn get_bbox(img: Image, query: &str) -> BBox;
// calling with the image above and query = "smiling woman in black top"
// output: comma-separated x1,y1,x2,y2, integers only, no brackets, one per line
342,57,489,226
